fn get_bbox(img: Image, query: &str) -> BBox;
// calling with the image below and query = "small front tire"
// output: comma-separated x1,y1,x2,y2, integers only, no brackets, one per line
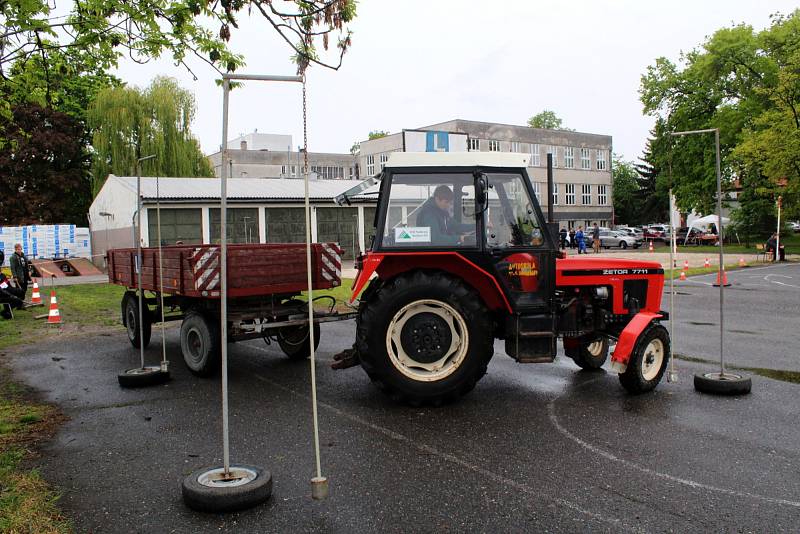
619,323,670,394
123,292,151,349
565,337,609,370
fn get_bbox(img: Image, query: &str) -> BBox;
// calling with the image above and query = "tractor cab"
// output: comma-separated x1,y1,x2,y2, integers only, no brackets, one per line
355,152,558,316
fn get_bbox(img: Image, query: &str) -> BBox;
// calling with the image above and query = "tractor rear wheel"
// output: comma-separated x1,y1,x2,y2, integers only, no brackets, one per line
565,336,608,370
619,323,670,394
356,271,494,405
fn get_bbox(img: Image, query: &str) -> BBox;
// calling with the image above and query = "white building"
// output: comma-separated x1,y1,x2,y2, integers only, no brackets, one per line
88,175,378,265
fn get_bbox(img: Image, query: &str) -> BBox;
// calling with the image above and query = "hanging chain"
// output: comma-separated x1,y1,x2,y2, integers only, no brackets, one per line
302,74,309,175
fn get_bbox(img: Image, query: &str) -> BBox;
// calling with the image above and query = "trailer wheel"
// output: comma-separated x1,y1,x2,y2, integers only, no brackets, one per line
278,323,321,360
565,337,608,370
356,271,494,405
122,292,151,349
619,323,670,394
180,312,220,377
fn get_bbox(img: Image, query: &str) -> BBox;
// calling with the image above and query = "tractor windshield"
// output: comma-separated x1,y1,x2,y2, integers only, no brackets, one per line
379,173,477,248
485,173,545,248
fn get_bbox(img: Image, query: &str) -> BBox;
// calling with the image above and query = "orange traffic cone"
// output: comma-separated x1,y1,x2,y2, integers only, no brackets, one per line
47,290,61,324
683,260,689,271
712,269,731,287
704,258,710,268
738,257,747,268
649,241,654,252
679,271,686,281
30,281,42,305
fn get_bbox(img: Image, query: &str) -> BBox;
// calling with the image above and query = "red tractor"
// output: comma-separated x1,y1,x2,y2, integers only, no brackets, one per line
338,152,669,405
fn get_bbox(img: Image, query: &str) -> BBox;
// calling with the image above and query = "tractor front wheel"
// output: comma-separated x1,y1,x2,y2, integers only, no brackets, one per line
565,336,608,370
356,271,494,405
619,323,670,394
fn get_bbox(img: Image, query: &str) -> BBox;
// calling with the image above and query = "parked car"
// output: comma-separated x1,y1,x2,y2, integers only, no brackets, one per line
598,230,640,249
675,227,718,246
790,221,800,233
615,227,644,242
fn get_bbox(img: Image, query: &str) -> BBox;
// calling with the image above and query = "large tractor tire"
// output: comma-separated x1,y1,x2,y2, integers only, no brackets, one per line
122,291,151,349
356,271,494,406
619,323,670,394
565,336,609,370
180,312,221,377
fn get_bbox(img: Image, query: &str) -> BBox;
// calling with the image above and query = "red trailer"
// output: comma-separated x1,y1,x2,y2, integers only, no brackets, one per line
108,243,353,375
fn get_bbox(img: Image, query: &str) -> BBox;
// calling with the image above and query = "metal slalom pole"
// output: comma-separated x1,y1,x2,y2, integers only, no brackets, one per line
667,189,677,383
220,78,231,475
156,174,168,374
302,76,328,500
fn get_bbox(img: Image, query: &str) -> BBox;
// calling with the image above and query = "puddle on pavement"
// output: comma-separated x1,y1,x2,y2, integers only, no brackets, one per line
674,354,800,384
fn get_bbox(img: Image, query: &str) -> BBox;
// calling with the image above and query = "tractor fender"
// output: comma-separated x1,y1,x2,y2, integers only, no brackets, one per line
609,312,664,373
350,252,512,313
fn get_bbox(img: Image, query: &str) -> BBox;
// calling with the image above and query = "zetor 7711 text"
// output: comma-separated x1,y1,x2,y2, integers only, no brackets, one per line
340,152,670,405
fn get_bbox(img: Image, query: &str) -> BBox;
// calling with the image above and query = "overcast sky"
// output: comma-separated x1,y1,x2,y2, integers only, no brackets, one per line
113,0,797,163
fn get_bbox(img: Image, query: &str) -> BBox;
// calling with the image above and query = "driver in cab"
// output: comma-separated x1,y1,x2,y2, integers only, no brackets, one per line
416,185,474,245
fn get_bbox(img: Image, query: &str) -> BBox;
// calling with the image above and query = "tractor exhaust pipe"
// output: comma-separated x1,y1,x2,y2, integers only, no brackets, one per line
546,153,554,223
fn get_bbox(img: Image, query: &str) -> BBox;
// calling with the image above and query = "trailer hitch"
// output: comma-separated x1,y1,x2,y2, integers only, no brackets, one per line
331,346,360,370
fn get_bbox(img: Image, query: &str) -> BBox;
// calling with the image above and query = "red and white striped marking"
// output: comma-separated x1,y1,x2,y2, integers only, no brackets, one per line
319,244,342,282
192,247,220,291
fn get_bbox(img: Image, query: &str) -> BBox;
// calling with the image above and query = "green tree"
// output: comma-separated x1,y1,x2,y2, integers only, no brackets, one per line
0,1,357,77
639,11,800,227
527,110,572,130
634,127,671,223
88,77,214,194
612,156,640,225
368,130,389,140
0,104,91,224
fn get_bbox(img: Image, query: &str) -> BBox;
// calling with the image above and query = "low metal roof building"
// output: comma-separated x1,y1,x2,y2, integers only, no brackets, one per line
88,175,378,264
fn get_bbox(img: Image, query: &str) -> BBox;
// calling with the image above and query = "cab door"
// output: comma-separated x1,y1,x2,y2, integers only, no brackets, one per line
483,172,556,313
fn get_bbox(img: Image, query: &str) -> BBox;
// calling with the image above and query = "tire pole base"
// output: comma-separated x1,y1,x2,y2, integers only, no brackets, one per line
182,464,272,513
694,372,752,396
118,366,170,388
311,476,329,500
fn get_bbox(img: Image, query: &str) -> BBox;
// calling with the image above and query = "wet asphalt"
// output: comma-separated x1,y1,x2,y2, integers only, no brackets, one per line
7,262,800,533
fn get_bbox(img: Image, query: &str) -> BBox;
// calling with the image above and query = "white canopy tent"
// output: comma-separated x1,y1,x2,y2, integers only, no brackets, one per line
685,214,730,245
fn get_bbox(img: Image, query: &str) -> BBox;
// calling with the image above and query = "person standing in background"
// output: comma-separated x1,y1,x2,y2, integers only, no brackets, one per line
576,226,586,254
10,243,31,296
592,223,601,253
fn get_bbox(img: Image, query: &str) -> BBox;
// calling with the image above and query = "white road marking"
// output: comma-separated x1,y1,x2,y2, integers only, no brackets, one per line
547,383,800,509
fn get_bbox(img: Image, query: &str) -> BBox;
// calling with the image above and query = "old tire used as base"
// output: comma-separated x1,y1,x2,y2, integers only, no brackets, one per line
356,271,494,406
118,366,170,388
565,337,609,370
182,464,272,513
180,312,221,377
619,323,670,394
694,372,752,395
122,292,152,349
278,322,321,360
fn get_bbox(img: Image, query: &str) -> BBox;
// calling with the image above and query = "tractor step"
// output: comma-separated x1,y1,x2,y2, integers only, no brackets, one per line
516,354,556,364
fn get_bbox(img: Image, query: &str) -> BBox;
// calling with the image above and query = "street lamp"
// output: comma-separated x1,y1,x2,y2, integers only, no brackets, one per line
670,128,751,394
99,211,114,268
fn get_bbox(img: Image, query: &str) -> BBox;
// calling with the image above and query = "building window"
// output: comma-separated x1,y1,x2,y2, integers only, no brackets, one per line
488,140,501,152
552,183,559,206
565,183,575,205
598,185,608,205
210,208,259,244
510,141,520,152
581,148,591,170
530,144,540,166
280,165,297,177
532,181,541,202
366,155,375,175
581,184,592,205
547,146,558,167
147,208,202,245
380,153,389,170
596,149,607,170
564,147,575,168
468,138,480,151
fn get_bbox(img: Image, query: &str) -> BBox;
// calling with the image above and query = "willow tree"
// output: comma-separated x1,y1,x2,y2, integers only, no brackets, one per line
89,77,214,194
